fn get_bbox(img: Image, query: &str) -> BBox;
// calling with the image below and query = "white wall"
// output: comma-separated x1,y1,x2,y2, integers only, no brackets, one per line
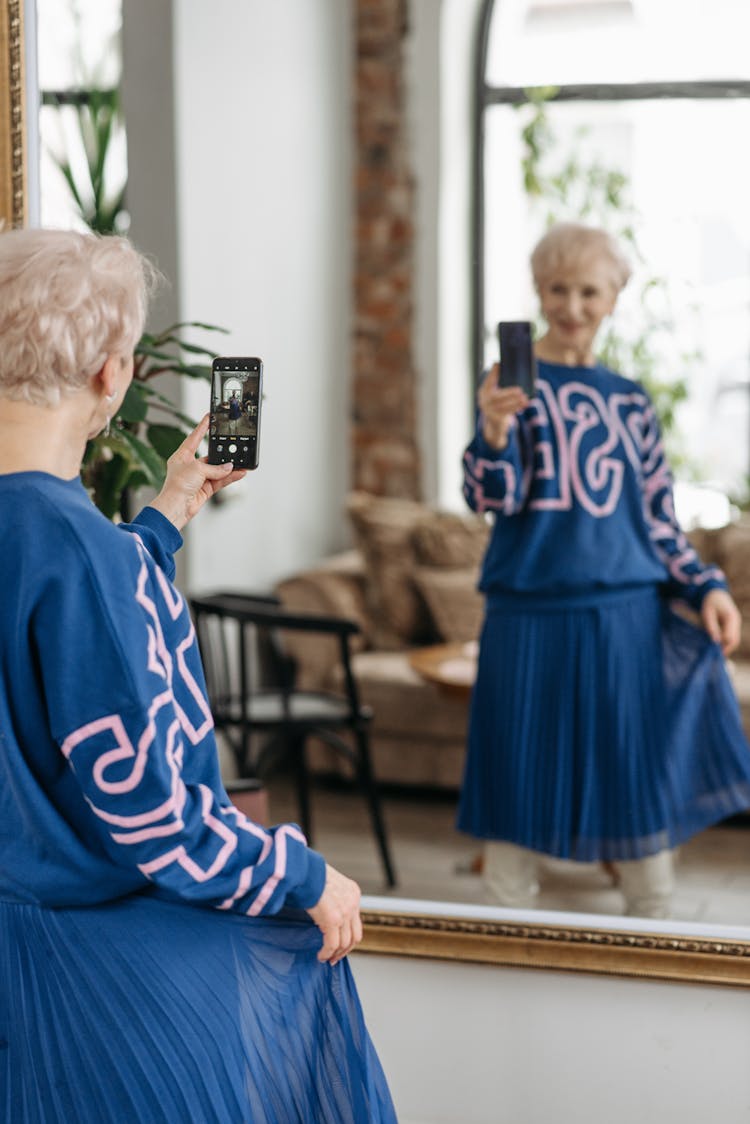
172,0,352,593
127,0,349,594
122,0,473,596
352,951,750,1124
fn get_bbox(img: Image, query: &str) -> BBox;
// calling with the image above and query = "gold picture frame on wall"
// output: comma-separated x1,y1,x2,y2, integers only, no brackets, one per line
0,0,26,229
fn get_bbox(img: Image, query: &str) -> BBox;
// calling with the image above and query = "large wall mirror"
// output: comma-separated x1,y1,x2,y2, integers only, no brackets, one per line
7,0,750,989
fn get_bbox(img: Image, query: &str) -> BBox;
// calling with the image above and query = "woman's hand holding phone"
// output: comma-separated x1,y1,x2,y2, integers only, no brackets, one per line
148,415,247,531
478,365,529,450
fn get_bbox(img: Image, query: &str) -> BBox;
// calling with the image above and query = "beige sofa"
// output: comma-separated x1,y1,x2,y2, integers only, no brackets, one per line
274,492,750,790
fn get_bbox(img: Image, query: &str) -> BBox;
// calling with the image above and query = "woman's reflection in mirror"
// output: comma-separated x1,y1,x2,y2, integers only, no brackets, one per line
459,222,750,919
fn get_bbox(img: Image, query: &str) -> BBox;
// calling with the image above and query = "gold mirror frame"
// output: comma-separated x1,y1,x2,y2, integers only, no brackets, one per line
0,0,26,229
4,0,750,989
360,905,750,987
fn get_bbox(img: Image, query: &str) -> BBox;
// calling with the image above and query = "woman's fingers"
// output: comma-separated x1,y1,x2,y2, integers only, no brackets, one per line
701,590,742,656
307,864,363,965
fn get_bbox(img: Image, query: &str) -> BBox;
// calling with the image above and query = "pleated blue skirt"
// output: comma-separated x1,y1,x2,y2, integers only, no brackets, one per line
457,584,750,861
0,895,396,1124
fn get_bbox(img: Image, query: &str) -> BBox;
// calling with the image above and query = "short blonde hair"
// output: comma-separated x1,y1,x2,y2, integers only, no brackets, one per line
0,227,158,406
530,222,632,293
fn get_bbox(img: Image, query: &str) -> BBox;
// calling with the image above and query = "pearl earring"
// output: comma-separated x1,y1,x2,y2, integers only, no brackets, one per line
104,392,116,438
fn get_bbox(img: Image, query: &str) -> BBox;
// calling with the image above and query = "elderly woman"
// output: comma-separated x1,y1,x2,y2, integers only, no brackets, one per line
0,228,396,1123
459,221,750,918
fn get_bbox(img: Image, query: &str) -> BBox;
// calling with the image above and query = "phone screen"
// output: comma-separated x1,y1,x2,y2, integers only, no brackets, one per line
497,321,536,397
208,357,263,469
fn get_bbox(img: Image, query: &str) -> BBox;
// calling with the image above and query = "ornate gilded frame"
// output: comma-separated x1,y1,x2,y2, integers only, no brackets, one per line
361,906,750,988
0,0,26,229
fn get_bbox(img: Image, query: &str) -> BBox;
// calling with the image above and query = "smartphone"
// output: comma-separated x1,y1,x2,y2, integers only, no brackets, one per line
497,321,536,396
207,356,263,469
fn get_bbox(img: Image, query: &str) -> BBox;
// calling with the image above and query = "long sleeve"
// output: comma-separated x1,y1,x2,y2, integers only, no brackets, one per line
638,399,726,608
463,413,531,517
118,506,183,582
36,520,326,916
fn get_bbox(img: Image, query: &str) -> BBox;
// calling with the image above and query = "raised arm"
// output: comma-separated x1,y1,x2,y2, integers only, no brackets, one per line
463,366,531,516
38,533,326,919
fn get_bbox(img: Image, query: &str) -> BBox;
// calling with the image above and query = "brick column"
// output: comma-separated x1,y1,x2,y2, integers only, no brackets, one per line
353,0,421,499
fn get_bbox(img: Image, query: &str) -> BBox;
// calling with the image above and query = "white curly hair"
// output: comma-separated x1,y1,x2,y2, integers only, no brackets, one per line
0,227,158,406
530,222,632,293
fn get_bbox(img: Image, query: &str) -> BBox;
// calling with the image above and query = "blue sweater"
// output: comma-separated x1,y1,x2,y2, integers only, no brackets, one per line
0,473,326,914
463,361,725,607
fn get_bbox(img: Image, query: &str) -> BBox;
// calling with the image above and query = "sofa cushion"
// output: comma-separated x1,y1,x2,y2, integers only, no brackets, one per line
411,510,490,569
346,492,434,648
275,551,370,689
710,520,750,659
345,650,471,741
412,565,485,643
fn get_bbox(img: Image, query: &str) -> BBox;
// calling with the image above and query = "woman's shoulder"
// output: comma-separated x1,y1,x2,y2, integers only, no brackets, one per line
592,362,649,399
538,360,648,400
0,472,139,576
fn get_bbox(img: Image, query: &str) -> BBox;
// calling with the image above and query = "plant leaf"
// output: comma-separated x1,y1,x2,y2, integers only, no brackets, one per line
117,382,149,424
146,424,190,460
117,429,167,489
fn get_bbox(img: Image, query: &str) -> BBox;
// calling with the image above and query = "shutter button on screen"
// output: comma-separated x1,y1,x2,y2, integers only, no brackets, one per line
228,444,237,454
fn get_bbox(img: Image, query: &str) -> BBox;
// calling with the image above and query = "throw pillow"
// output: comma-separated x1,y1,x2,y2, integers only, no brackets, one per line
346,491,434,648
412,510,490,568
412,565,485,644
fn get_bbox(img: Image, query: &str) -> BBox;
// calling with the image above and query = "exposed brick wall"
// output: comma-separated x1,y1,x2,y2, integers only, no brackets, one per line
353,0,421,499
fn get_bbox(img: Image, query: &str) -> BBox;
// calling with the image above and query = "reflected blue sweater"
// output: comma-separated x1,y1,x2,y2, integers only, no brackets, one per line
0,473,325,913
463,361,726,607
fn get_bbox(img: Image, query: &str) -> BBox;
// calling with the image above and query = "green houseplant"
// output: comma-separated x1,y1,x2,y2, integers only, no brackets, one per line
45,84,224,519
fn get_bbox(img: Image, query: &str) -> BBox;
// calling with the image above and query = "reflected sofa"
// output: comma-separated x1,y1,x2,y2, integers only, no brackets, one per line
274,492,750,790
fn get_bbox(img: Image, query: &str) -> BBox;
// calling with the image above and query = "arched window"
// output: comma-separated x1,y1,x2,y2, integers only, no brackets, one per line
473,0,750,506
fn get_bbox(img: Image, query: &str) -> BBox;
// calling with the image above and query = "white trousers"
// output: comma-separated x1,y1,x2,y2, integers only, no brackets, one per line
483,841,675,919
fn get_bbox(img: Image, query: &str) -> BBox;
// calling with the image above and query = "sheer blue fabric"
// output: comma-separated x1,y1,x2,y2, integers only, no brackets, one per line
457,585,750,861
0,897,396,1123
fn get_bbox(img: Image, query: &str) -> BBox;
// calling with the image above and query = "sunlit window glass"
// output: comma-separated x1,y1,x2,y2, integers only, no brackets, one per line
36,0,126,232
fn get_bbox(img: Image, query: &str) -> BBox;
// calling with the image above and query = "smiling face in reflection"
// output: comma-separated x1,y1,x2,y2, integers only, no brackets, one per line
535,255,619,368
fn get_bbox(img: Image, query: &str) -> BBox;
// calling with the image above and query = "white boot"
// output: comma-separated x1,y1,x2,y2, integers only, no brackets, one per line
615,850,675,919
483,841,540,908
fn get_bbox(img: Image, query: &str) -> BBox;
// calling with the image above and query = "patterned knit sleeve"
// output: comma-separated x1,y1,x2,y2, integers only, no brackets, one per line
638,398,727,608
118,506,183,582
463,411,531,517
38,531,326,917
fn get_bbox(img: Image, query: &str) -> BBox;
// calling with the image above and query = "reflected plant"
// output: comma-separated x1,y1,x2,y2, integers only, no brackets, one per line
44,86,127,235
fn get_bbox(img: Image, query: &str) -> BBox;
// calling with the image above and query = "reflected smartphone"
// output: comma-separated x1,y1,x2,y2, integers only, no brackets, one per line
207,356,263,469
497,321,536,396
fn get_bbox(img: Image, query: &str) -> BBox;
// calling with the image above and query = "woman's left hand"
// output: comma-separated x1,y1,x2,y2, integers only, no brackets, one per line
700,589,742,657
148,415,247,531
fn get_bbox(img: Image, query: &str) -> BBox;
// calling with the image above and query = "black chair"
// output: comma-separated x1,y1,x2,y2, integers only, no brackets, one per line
189,591,397,888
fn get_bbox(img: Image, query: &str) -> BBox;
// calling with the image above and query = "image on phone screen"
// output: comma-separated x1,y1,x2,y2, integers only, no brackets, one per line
497,321,536,397
208,357,263,469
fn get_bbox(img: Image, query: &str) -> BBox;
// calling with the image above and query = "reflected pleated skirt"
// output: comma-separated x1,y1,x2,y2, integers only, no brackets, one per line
457,584,750,861
0,895,397,1124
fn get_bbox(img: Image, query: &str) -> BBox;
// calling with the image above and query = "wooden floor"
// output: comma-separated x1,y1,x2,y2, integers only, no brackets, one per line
263,772,750,927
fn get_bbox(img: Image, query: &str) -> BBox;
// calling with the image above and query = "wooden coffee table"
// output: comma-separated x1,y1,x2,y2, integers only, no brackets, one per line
408,640,478,699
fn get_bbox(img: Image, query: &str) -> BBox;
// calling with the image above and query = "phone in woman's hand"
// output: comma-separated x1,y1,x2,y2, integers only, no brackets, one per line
497,321,536,397
207,356,263,469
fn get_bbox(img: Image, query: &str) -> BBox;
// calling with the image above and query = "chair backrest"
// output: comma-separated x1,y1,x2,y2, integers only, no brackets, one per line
189,593,288,719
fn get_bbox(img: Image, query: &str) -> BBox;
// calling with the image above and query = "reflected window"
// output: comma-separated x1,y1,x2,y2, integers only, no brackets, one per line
36,0,126,232
475,0,750,502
